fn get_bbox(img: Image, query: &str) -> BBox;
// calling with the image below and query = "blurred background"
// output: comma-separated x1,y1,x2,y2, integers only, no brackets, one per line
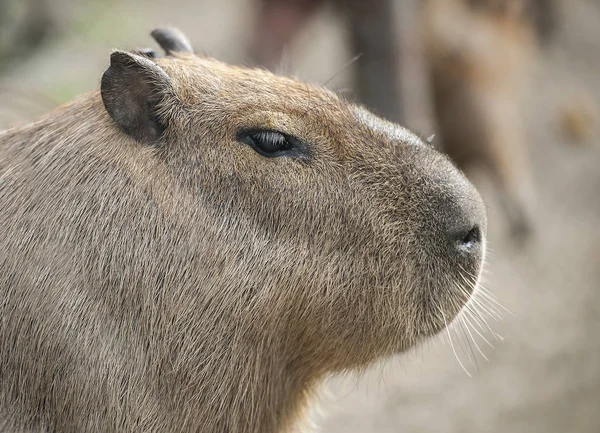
1,0,599,431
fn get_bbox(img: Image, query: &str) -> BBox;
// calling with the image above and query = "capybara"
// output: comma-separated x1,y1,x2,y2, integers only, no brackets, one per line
0,28,487,433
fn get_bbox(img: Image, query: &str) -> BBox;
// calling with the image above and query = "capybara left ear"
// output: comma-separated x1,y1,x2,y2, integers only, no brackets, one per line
101,50,171,144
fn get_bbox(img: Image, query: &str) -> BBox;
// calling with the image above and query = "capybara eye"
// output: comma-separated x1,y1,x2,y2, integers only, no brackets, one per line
237,129,302,158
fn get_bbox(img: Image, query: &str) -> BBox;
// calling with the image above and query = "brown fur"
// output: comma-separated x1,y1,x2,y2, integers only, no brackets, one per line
0,30,486,433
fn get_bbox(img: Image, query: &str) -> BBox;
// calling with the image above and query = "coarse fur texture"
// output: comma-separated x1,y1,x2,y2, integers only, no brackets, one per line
0,29,486,433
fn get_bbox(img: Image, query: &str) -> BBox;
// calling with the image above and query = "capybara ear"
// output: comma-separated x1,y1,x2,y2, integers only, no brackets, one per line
151,27,193,55
101,51,171,144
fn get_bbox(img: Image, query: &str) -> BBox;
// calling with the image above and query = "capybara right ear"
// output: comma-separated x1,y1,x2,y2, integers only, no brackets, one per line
101,51,171,144
151,27,193,55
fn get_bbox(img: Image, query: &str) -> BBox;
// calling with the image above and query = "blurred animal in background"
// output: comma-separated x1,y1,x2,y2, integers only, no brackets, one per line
421,0,558,241
247,0,405,124
522,0,559,44
0,0,56,73
248,0,559,242
559,92,599,146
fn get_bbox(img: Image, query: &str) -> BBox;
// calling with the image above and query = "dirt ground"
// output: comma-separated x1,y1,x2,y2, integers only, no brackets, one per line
1,1,599,432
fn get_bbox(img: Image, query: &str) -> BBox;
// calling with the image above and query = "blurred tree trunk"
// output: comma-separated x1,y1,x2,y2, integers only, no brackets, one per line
340,0,405,124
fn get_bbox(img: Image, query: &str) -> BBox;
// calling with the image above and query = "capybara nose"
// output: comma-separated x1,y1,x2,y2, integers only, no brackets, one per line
441,182,487,257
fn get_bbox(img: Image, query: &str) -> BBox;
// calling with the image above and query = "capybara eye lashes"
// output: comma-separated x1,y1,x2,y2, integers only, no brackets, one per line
237,129,304,158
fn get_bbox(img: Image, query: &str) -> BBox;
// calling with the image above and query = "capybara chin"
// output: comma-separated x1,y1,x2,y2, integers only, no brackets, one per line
0,28,487,433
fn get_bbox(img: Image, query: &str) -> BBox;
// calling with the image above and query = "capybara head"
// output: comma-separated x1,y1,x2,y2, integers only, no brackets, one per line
100,28,487,371
0,28,487,432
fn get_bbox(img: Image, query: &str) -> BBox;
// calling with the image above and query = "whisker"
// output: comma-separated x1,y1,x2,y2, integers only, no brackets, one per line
322,52,364,87
463,311,495,350
470,294,503,319
477,290,513,316
440,308,471,377
456,284,499,320
462,291,504,340
451,320,472,365
469,303,504,341
456,275,503,321
477,286,514,316
459,317,480,370
461,315,489,361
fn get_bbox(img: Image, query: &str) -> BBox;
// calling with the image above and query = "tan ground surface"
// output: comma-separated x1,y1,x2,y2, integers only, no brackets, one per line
1,1,599,432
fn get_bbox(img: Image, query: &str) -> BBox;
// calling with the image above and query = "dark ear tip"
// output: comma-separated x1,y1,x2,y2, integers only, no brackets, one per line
150,28,165,39
109,50,133,66
150,27,183,40
108,50,163,73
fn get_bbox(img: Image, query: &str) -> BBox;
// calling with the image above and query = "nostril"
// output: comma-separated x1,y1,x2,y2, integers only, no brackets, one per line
457,225,481,251
463,225,481,245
